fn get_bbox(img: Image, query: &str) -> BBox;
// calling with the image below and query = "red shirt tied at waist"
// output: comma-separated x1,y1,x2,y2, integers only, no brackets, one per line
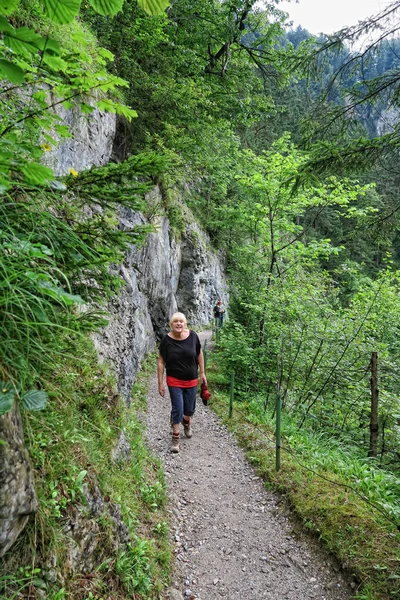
166,376,198,388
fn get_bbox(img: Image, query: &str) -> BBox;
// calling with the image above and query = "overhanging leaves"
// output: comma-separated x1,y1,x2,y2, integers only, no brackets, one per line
0,58,24,83
0,15,14,32
36,282,85,306
89,0,124,17
0,0,18,14
138,0,169,15
20,163,53,185
41,0,81,24
41,0,127,22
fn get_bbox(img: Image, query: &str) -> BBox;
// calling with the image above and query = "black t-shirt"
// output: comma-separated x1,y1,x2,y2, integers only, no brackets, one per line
159,330,201,380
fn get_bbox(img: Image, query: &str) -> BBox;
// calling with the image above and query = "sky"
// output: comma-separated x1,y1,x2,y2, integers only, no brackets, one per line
277,0,392,35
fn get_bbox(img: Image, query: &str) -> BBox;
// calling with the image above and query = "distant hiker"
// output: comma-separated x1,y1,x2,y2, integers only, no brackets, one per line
213,298,225,327
157,312,207,453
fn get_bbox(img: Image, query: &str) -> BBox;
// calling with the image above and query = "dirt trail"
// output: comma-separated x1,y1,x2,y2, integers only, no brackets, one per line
145,330,354,600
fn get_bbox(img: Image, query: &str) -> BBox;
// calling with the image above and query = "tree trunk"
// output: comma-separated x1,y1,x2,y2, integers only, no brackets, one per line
368,351,379,458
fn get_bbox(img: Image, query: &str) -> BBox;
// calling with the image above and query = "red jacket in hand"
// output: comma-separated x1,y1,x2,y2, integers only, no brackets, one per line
201,382,211,405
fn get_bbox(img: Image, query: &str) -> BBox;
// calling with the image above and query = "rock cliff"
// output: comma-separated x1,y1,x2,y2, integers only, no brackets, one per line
93,196,226,403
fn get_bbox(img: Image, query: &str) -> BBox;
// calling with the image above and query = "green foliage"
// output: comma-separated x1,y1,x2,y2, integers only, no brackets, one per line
1,343,171,599
67,151,168,211
115,540,152,595
212,136,400,472
0,381,17,414
0,0,170,403
0,567,47,600
80,0,286,177
44,470,87,518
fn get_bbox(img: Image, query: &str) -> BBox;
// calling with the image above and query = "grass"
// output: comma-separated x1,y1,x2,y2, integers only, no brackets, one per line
206,362,400,600
0,343,172,600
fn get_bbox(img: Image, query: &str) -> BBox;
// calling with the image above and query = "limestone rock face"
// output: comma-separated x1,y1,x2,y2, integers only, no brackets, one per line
42,98,117,176
0,403,38,557
176,219,225,326
93,194,227,403
376,106,399,136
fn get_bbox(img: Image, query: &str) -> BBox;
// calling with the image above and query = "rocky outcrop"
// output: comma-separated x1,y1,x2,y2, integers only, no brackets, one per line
93,193,227,403
43,97,117,176
176,216,225,326
376,106,399,136
0,403,38,557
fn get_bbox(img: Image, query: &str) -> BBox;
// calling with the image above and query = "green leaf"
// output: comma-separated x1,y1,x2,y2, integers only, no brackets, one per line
0,15,14,32
55,125,73,138
3,27,60,59
8,239,53,258
42,53,68,72
42,0,82,24
0,382,16,416
31,578,47,590
22,389,48,411
33,37,61,55
37,282,85,306
96,99,137,121
80,102,95,114
89,0,124,16
0,0,18,14
0,59,24,83
75,470,87,486
4,33,38,58
6,26,43,43
33,90,49,106
20,162,53,185
0,395,14,415
98,47,114,61
138,0,169,15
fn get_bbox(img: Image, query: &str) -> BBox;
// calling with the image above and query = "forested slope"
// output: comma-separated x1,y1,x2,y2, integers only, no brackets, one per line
1,1,400,599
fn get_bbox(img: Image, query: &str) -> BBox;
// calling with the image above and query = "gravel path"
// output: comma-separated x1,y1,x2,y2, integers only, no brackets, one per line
145,330,354,600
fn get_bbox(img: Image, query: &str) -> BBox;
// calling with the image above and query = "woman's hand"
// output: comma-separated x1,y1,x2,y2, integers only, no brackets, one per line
158,384,165,398
198,350,207,386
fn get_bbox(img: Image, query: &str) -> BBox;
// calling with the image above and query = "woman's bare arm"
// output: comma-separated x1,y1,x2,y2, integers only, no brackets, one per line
157,354,166,397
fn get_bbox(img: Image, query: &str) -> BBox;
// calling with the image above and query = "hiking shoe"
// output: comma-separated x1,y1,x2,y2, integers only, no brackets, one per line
183,420,192,438
170,434,180,453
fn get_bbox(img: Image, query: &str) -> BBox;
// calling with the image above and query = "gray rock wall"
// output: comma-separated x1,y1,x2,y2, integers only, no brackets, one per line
0,403,38,557
93,192,227,403
43,94,117,176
